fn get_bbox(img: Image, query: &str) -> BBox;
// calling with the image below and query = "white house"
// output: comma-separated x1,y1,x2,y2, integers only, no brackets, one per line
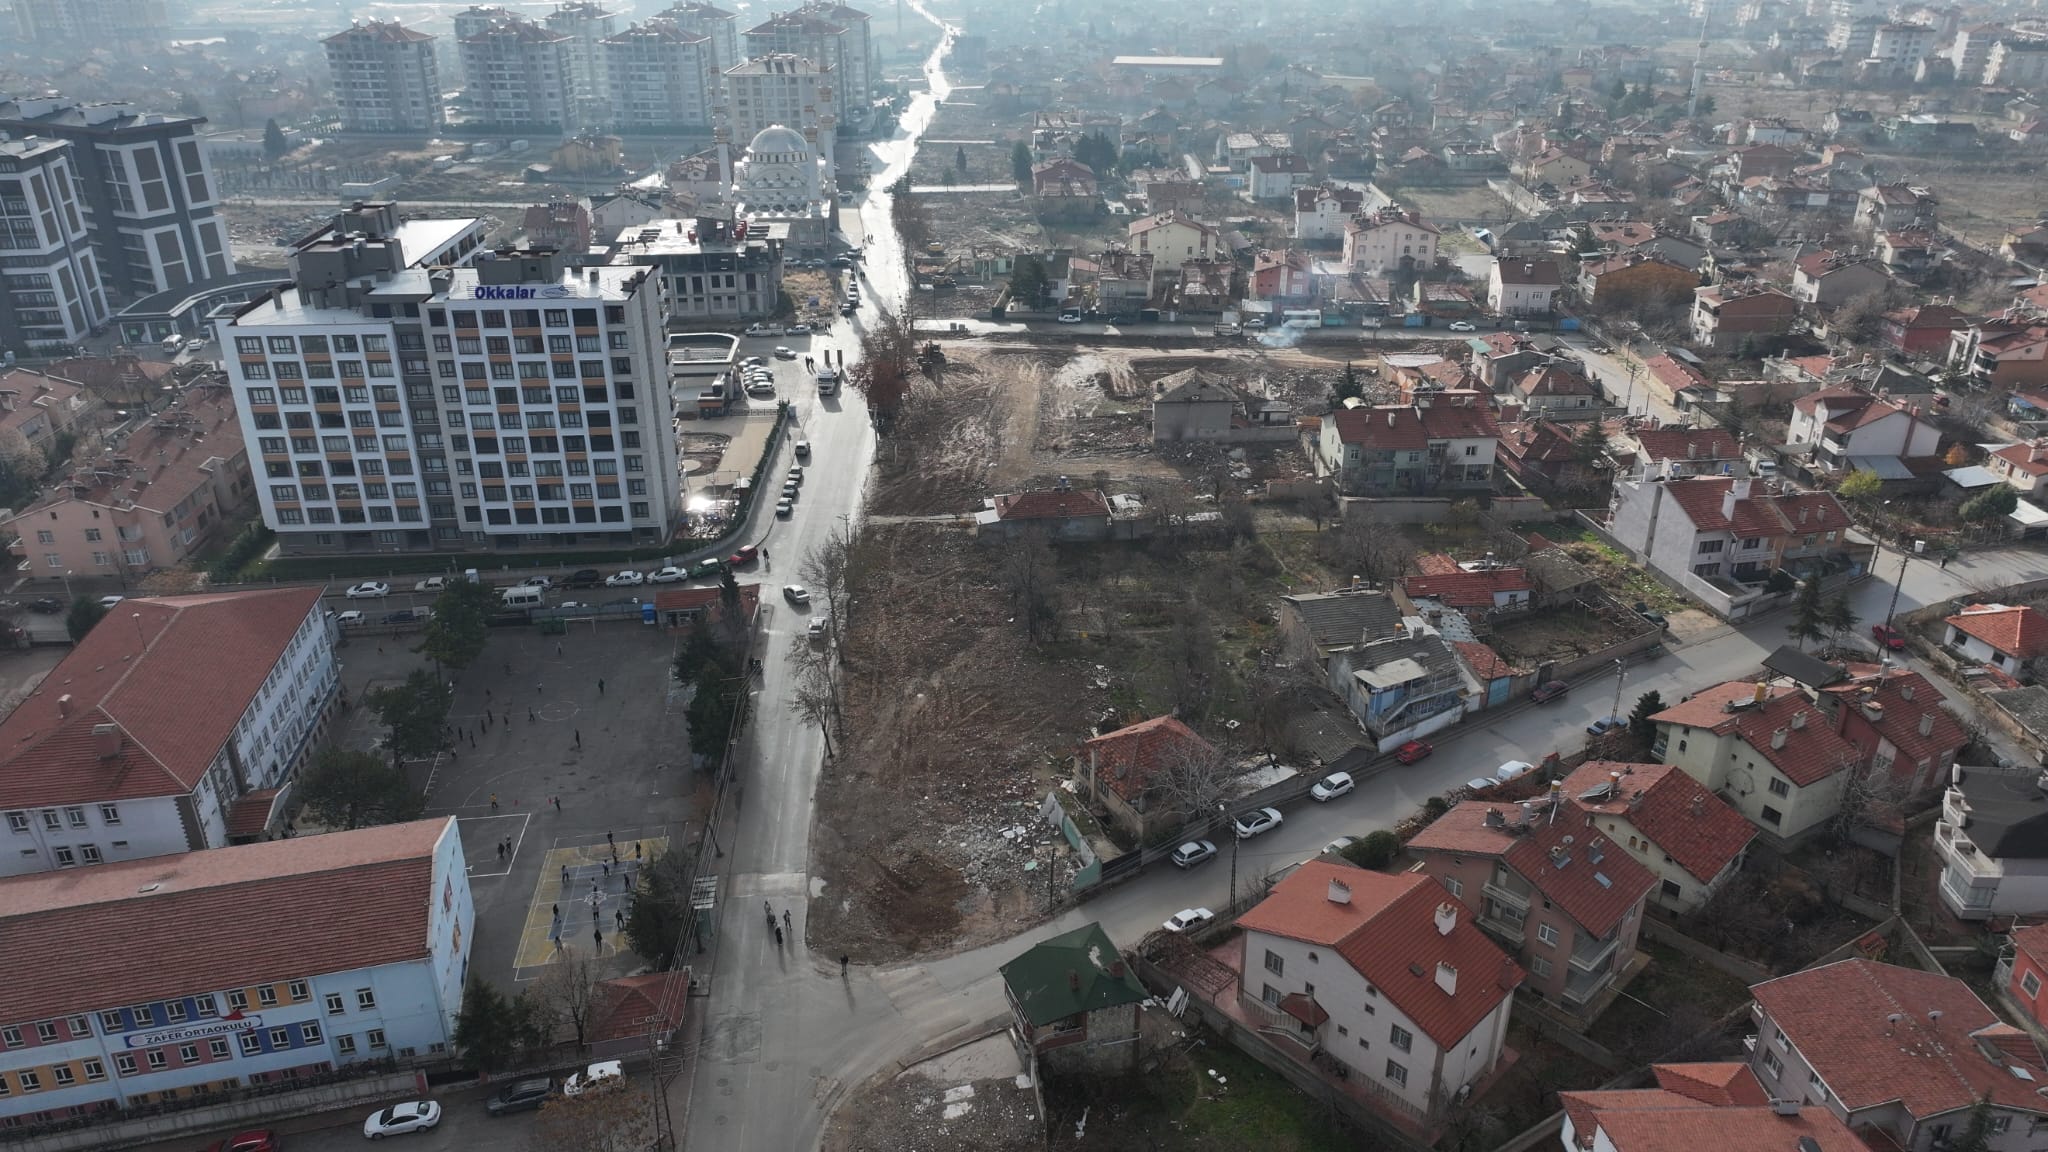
1935,764,2048,919
1560,1062,1861,1152
0,588,338,875
1787,386,1943,472
1127,211,1218,272
1486,258,1562,316
1246,152,1312,200
1604,474,1858,616
1560,760,1755,913
1943,603,2048,676
1294,185,1364,242
1988,441,2048,495
1342,209,1440,274
1649,681,1865,844
1233,863,1520,1125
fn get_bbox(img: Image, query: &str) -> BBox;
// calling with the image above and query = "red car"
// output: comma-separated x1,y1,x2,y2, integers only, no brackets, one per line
1531,681,1571,703
204,1132,279,1152
1394,740,1434,765
728,545,760,567
1872,624,1906,650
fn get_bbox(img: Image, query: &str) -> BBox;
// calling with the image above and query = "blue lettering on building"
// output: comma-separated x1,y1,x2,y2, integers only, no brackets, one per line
474,286,537,300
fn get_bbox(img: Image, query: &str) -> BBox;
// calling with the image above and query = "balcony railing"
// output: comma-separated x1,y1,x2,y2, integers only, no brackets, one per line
1562,962,1617,1006
1940,867,1997,912
1569,932,1621,974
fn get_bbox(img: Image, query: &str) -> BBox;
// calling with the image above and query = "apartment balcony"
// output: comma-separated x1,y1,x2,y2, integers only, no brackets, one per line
1934,820,1997,880
1941,787,1969,826
1939,864,1998,916
1561,960,1618,1007
1568,932,1622,974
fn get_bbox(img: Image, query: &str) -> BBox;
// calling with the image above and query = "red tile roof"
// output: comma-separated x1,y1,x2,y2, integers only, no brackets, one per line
224,788,284,840
1417,401,1500,440
1562,762,1755,884
652,583,762,619
1591,1105,1864,1152
1991,443,2048,477
1452,640,1523,681
994,488,1113,521
1407,800,1519,856
1516,364,1597,398
1661,477,1785,537
1651,1061,1769,1105
2012,923,2048,973
1499,805,1657,936
1560,1063,1773,1150
1946,603,2048,659
1412,552,1463,576
1651,679,1861,786
1631,427,1738,464
1642,354,1710,393
588,971,691,1045
0,818,452,1023
0,588,325,809
1236,863,1522,1050
1402,567,1532,609
1751,958,2048,1119
1083,715,1212,804
1821,669,1967,773
1329,405,1428,451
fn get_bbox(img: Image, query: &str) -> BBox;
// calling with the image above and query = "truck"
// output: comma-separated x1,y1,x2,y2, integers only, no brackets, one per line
815,366,841,395
1215,310,1243,335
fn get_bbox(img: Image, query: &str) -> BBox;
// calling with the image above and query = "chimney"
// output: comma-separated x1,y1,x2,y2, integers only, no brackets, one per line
57,693,72,717
1919,712,1935,737
1433,901,1457,935
91,722,120,759
1722,484,1740,521
1435,961,1459,995
1792,710,1807,730
1864,700,1886,723
1753,681,1769,705
1771,727,1788,750
1328,878,1353,905
1067,970,1080,993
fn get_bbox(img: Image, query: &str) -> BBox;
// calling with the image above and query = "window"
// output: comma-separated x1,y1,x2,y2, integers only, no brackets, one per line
227,990,248,1011
179,1044,198,1063
257,986,278,1007
1263,950,1284,976
240,1032,261,1056
65,1016,86,1038
114,1053,137,1076
1768,777,1790,797
1661,879,1683,901
34,1022,55,1043
18,1070,39,1091
209,1038,229,1059
1384,1060,1408,1087
5,812,24,833
146,1050,166,1071
300,1022,322,1044
99,1011,121,1032
52,1066,74,1087
268,1028,290,1048
1389,1024,1413,1053
166,1001,187,1023
355,988,377,1011
366,1028,387,1049
52,846,75,867
1761,1049,1783,1077
1696,539,1724,554
63,806,84,828
194,995,217,1018
134,1005,153,1025
99,804,120,825
1761,805,1783,827
336,1034,357,1056
1536,923,1559,947
1529,955,1552,977
0,1026,19,1047
2026,970,2043,998
82,1058,104,1082
325,993,346,1015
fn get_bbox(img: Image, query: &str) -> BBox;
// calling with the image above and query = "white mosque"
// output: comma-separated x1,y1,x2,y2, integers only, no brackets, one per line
726,123,836,255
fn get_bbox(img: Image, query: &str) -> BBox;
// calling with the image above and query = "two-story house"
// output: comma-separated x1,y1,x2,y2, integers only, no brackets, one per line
1934,764,2048,919
1604,474,1862,613
1294,185,1365,243
1816,667,1967,797
1560,1062,1861,1152
2003,923,2048,1033
0,588,338,875
1246,152,1312,200
1127,212,1217,272
999,922,1146,1074
1747,959,2048,1149
1250,248,1315,304
1787,386,1943,473
1342,209,1440,274
1466,333,1549,388
1790,250,1891,309
1854,182,1937,234
1951,320,2048,390
1649,681,1865,845
1691,286,1799,351
1233,863,1521,1126
1486,258,1562,317
1560,761,1755,913
1621,426,1741,478
1944,603,2048,678
1881,302,1972,355
1512,364,1602,419
1075,714,1216,842
1316,403,1497,494
1328,620,1468,753
1988,442,2048,495
1578,254,1699,311
1408,796,1656,1019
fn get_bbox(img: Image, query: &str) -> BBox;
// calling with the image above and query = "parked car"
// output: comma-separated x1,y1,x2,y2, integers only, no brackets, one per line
689,557,725,579
807,617,827,640
783,584,811,605
1310,772,1355,802
1495,760,1535,783
413,577,447,593
1394,739,1434,764
1233,807,1283,839
729,545,759,566
1586,717,1624,736
345,582,390,599
1057,311,1082,323
99,594,125,608
28,598,60,613
776,499,794,517
1872,623,1907,650
202,1130,279,1152
335,610,364,626
362,1100,441,1138
773,346,796,360
1325,835,1359,854
794,440,811,458
788,323,814,335
1246,317,1267,329
1447,320,1477,332
522,575,553,590
380,609,421,624
605,570,645,587
745,380,777,397
743,323,784,336
788,466,804,485
561,1060,624,1098
485,1077,553,1116
1171,840,1217,868
1633,601,1668,629
1464,776,1499,793
649,567,687,583
1162,907,1215,934
1531,680,1571,703
740,356,765,367
565,568,602,588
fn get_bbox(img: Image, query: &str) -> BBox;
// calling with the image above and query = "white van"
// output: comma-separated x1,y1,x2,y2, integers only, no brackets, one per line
500,586,545,608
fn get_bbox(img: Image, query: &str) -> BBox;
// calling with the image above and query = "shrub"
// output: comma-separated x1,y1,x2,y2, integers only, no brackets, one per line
1341,829,1402,870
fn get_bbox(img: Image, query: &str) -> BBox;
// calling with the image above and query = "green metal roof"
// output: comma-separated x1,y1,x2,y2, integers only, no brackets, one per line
999,922,1146,1027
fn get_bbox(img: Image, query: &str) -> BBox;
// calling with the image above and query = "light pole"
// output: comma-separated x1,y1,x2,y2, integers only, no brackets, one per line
1609,657,1626,726
1881,545,1911,666
1221,802,1238,912
1624,360,1639,416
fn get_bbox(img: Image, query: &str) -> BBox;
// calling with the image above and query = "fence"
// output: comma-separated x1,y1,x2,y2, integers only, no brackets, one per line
8,1069,419,1152
1339,494,1553,525
1639,918,1775,985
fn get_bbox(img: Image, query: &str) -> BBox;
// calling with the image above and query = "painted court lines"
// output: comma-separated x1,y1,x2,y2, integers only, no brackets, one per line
511,832,669,977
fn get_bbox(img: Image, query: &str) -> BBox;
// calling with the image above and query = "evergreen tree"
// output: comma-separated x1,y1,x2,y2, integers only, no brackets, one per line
955,144,968,173
1609,77,1629,104
65,597,106,642
1010,140,1033,184
262,118,289,159
1823,591,1858,649
1628,690,1666,743
1787,577,1826,650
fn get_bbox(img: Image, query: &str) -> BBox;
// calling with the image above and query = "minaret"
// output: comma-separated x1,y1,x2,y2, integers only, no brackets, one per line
712,100,732,197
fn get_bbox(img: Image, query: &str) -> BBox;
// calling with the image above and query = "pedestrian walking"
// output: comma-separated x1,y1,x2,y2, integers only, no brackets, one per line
593,904,600,921
593,928,603,949
537,682,543,695
489,793,499,810
840,955,849,976
782,909,791,931
1942,554,1952,569
556,642,563,656
575,729,582,748
774,924,784,947
634,841,641,862
562,865,570,885
485,688,492,700
607,830,615,848
552,796,562,812
615,909,624,930
603,861,611,880
552,903,559,919
528,705,536,721
598,678,605,695
496,842,504,861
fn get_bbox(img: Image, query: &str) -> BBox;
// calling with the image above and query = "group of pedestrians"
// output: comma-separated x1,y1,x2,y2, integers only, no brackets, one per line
764,901,793,948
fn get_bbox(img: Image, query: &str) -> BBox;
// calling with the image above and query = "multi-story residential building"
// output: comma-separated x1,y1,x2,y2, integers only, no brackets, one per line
0,97,234,307
604,214,783,321
0,586,336,874
1486,258,1561,317
1314,400,1498,495
1233,863,1521,1125
1408,796,1656,1017
1985,37,2048,87
722,53,834,156
1560,1062,1862,1151
10,0,166,44
1787,385,1943,472
605,22,717,132
1854,182,1937,234
1815,666,1966,796
1559,761,1755,913
1868,21,1939,64
0,367,90,450
1648,680,1865,844
459,18,578,133
1620,426,1740,478
1827,14,1883,56
324,21,446,135
0,819,469,1126
1946,23,2006,82
3,384,250,580
655,1,740,74
1293,185,1364,243
1127,211,1216,272
224,210,678,555
1950,320,2048,389
1935,764,2048,919
2004,923,2048,1030
546,2,619,127
0,135,108,355
1690,285,1798,351
1342,209,1439,274
740,2,870,127
1746,959,2048,1148
1577,254,1698,312
1880,302,1970,355
1790,250,1890,310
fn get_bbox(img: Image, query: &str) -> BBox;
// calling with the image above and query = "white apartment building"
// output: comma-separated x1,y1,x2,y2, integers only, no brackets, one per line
545,1,619,128
0,97,235,305
1986,38,2048,87
607,215,784,321
225,231,679,556
740,2,871,126
724,54,835,159
657,0,740,74
0,136,109,354
0,587,337,876
325,21,446,135
606,23,718,131
1868,21,1938,63
459,18,578,133
1342,209,1440,274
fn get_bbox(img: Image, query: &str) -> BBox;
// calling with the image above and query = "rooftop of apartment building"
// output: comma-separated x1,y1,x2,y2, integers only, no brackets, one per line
6,384,241,519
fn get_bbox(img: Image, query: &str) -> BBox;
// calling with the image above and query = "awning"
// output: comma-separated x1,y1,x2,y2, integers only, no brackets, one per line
1845,455,1914,480
1279,992,1330,1028
1946,465,2000,489
2009,499,2048,530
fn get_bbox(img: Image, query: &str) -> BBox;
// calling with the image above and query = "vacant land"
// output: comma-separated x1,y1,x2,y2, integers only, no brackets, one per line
1395,184,1513,227
1864,154,2045,248
1586,940,1754,1065
1044,1039,1358,1152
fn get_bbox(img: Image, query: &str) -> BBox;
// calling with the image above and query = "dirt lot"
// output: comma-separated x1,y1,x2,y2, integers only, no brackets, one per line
1396,184,1514,226
1488,604,1641,668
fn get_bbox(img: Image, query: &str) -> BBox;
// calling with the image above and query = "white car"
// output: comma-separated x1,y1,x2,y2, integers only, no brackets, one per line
745,380,777,397
413,577,447,593
1163,907,1215,934
98,594,125,608
363,1100,441,1138
743,323,784,337
1233,807,1283,839
773,346,797,359
1447,320,1477,332
605,570,644,587
1465,776,1499,793
648,566,687,584
335,610,365,627
1171,840,1217,868
1057,311,1082,323
1495,759,1536,784
184,338,206,353
345,582,390,599
561,1060,624,1098
794,440,811,457
1310,771,1355,802
788,323,813,335
783,584,811,605
740,356,765,367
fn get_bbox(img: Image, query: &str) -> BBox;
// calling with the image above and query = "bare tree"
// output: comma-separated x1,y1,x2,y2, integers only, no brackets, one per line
996,529,1063,641
1832,761,1913,845
531,953,602,1053
800,523,854,650
1138,478,1197,556
1142,733,1234,826
531,1083,659,1152
1250,657,1333,758
848,309,921,433
1323,504,1414,587
1159,602,1221,721
785,633,839,758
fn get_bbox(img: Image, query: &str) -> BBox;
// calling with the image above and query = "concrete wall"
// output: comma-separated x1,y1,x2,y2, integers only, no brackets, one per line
17,1069,419,1152
1340,494,1551,525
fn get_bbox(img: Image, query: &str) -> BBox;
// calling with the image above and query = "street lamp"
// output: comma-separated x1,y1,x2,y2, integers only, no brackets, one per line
1610,657,1626,727
1882,546,1911,666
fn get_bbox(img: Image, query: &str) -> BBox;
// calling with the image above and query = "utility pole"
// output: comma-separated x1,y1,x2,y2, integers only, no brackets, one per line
1882,545,1911,667
1686,3,1712,121
1222,804,1239,911
1610,657,1626,725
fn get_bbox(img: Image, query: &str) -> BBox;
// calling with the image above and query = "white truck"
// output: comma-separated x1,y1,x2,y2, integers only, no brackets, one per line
815,366,841,395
